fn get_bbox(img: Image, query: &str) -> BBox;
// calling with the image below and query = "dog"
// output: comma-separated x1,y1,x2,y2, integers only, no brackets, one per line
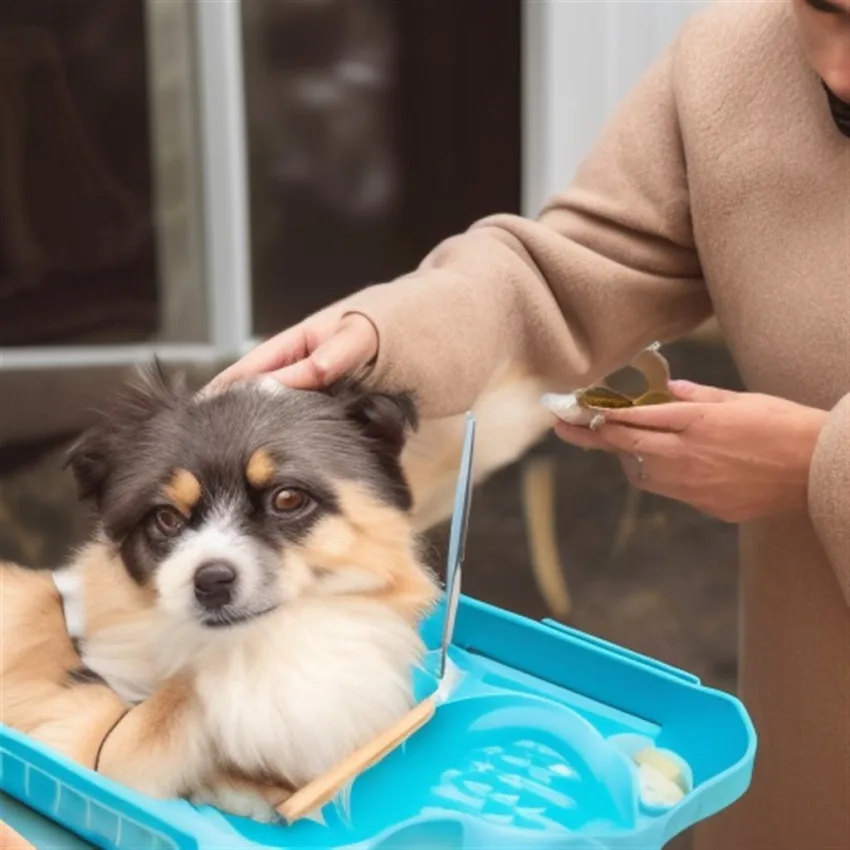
1,364,439,820
0,561,128,768
401,360,551,532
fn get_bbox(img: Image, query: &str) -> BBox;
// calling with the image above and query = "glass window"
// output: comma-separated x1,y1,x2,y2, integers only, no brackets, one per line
243,0,521,337
0,0,207,347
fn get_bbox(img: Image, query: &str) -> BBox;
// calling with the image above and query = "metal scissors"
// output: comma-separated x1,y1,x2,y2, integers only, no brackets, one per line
438,411,476,680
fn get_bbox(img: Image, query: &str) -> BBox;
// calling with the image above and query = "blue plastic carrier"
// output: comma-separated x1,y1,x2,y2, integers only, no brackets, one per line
1,595,755,850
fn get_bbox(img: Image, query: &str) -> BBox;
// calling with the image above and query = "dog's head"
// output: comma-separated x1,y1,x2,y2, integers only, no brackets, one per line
66,363,435,629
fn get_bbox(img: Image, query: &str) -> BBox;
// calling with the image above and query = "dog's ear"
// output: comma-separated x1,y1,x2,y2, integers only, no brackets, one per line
64,359,188,503
64,425,112,503
329,379,419,458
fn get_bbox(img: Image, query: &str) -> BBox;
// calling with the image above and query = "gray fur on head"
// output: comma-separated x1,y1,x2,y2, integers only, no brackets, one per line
65,360,420,547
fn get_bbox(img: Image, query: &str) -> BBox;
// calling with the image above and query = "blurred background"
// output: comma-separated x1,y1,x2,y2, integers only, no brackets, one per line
0,2,737,844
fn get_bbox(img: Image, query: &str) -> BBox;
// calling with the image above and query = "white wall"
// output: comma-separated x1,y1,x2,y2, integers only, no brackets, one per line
522,0,708,215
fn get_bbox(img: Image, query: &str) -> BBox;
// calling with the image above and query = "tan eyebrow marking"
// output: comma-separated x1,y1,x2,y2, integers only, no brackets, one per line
163,468,202,515
246,449,276,488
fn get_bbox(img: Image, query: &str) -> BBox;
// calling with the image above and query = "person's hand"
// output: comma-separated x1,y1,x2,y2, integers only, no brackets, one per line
553,380,828,523
210,307,379,391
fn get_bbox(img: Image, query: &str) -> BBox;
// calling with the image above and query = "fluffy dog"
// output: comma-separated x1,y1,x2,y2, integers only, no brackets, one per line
1,365,439,820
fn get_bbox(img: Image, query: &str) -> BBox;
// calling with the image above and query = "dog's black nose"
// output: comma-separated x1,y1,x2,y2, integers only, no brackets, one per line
194,561,237,609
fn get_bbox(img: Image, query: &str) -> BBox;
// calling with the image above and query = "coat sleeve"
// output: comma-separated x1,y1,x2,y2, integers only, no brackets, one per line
808,394,850,607
340,41,712,419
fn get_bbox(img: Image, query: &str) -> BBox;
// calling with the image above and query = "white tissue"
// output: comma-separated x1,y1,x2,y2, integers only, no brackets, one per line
540,393,596,427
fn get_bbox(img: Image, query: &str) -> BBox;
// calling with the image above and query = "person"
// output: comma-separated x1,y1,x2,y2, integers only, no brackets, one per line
214,1,849,846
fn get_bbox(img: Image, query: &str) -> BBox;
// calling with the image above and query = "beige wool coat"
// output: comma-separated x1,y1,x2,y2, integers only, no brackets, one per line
341,1,850,847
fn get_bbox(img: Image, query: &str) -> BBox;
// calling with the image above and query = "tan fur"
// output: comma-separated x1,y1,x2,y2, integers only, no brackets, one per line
218,764,295,800
403,361,550,531
74,539,157,636
95,675,207,799
246,449,276,488
0,558,288,807
294,482,439,624
0,562,126,768
163,468,202,516
196,767,294,811
103,689,295,809
402,363,572,618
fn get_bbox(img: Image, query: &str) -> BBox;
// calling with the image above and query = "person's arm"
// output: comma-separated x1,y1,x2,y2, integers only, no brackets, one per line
808,394,850,606
342,43,711,418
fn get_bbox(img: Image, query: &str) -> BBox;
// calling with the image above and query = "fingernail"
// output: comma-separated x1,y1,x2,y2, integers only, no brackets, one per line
197,380,222,400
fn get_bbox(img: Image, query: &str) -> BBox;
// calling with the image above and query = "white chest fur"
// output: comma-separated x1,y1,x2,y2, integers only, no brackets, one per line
81,618,163,704
190,601,422,786
85,595,424,788
53,567,161,705
71,554,426,789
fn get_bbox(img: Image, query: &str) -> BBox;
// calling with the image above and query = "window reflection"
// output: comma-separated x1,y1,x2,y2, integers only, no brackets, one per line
0,0,205,347
245,0,521,337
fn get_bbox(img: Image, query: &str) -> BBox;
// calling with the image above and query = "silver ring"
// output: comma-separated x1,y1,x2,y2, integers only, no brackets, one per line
589,413,606,431
634,454,647,481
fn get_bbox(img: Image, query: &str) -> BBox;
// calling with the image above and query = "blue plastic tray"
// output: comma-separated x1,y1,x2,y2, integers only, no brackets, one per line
1,595,755,850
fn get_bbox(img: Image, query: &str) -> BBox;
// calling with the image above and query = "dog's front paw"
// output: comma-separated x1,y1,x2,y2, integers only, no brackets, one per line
190,784,282,823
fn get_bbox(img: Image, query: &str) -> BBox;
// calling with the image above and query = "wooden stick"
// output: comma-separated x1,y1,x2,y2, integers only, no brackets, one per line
279,697,436,823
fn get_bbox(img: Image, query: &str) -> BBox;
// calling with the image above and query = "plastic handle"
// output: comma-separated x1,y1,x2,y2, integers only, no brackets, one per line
541,619,700,686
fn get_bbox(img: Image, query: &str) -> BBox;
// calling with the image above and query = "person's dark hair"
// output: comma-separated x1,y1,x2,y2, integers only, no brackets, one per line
822,82,850,137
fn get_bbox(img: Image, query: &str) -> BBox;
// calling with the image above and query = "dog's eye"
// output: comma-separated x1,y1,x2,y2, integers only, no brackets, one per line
270,487,310,514
151,507,185,537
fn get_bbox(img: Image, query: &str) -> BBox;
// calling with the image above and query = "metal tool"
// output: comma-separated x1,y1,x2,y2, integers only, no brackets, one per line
438,411,476,680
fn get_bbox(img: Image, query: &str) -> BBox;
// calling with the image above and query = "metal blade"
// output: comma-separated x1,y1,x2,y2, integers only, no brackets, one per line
438,412,476,680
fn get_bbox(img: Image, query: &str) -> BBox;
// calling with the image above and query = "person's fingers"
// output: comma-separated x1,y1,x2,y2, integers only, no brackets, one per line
267,315,378,389
553,421,618,452
208,309,377,393
616,451,686,500
668,380,739,403
211,325,312,390
597,401,701,432
599,382,739,430
595,421,683,456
